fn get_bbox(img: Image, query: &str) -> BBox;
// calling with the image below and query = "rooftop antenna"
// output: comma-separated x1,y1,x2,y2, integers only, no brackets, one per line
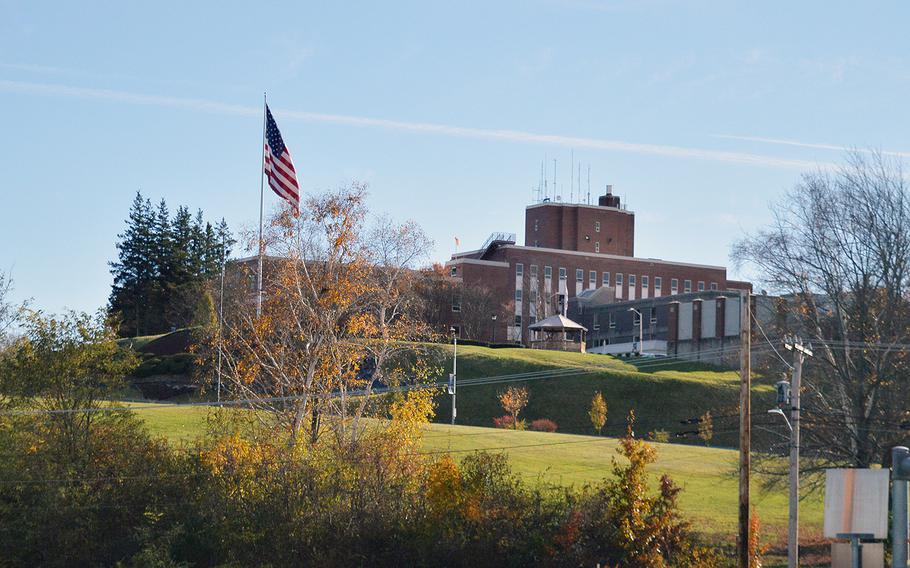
553,158,557,201
578,162,581,204
587,164,591,204
570,150,574,204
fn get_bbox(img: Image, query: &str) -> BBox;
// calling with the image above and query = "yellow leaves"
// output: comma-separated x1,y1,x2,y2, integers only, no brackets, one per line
426,455,461,519
200,433,278,479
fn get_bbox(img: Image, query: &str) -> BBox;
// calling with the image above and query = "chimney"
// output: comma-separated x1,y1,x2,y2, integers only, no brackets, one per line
598,185,621,208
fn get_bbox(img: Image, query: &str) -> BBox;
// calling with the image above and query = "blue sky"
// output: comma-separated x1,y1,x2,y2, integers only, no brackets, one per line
2,1,908,313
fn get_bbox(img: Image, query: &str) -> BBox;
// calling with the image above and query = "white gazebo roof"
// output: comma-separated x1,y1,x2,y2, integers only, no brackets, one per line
528,314,587,332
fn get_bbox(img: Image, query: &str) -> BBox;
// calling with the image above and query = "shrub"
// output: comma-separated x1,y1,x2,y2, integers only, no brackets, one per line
530,418,558,432
492,415,527,430
648,429,670,443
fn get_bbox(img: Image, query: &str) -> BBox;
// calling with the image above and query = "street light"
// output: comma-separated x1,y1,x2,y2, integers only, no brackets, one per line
628,308,643,356
449,327,458,425
491,314,497,343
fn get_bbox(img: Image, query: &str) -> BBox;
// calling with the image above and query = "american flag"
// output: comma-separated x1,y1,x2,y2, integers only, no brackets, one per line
263,105,300,211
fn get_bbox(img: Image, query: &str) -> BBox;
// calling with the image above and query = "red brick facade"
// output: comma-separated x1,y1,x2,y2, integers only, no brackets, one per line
524,202,634,256
445,191,750,343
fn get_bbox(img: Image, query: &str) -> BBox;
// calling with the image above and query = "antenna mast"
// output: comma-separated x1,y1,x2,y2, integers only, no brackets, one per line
570,150,574,203
587,164,591,204
553,158,557,201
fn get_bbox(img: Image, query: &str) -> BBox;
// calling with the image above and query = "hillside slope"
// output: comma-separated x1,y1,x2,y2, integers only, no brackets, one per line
433,346,775,446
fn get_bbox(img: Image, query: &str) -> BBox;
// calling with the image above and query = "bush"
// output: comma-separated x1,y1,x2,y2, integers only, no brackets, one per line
648,430,670,443
530,418,558,432
492,415,526,430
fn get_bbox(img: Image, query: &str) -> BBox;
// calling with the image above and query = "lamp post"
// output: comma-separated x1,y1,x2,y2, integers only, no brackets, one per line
491,314,497,343
450,327,457,425
628,308,643,355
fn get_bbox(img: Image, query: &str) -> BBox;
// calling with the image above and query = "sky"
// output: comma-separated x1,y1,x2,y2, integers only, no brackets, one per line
1,0,909,314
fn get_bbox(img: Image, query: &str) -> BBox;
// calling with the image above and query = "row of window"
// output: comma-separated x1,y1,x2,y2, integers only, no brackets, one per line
591,307,659,331
533,219,602,233
514,262,718,294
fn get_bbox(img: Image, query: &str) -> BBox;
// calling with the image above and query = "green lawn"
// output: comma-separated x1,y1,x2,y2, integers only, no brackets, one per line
432,345,777,448
134,402,822,546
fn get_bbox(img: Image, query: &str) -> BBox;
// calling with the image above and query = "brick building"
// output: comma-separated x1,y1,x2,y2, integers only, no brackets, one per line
445,188,750,344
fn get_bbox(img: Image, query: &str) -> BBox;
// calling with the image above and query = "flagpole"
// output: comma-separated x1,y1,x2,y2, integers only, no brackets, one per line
257,92,267,317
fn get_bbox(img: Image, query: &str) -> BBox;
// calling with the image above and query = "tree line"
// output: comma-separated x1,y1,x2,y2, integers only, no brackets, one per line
109,191,235,337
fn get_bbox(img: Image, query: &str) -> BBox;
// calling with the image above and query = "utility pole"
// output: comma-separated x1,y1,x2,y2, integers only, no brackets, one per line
738,291,752,568
450,327,458,425
893,446,910,568
783,336,812,568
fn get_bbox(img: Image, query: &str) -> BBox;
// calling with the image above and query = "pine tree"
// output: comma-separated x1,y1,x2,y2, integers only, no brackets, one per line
110,195,233,337
109,192,155,336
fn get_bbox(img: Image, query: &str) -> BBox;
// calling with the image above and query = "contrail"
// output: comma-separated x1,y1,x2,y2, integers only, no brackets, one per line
0,79,831,170
712,134,910,159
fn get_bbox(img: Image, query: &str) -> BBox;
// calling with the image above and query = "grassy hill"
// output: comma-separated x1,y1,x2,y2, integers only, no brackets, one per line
431,345,776,447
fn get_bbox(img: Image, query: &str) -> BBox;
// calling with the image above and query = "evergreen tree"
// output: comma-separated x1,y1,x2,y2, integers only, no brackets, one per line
109,192,156,336
110,195,234,337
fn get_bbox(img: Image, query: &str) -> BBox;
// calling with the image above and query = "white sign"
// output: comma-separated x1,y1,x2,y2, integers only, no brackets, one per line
823,469,890,539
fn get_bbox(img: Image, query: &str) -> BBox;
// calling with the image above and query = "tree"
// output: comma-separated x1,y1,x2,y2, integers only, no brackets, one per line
589,391,607,435
733,150,910,469
209,183,439,446
109,193,234,336
498,385,529,428
109,192,156,336
697,411,713,446
459,284,500,341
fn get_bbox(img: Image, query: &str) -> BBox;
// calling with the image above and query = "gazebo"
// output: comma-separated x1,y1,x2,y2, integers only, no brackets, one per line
528,314,588,353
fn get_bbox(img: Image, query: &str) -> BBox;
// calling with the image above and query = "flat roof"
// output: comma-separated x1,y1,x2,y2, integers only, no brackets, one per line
526,201,635,216
497,244,727,271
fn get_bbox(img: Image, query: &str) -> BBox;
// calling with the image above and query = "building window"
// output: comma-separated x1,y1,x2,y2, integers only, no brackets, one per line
514,315,522,326
616,273,623,287
545,265,552,279
450,266,457,277
631,311,641,326
650,307,658,324
698,281,705,292
642,275,649,290
529,315,536,325
629,274,636,288
710,282,718,291
603,271,610,286
559,267,567,280
530,264,538,278
516,263,524,277
515,289,522,302
671,278,679,294
534,239,539,247
655,276,662,290
452,298,461,312
534,219,539,232
609,313,616,329
684,279,692,293
595,221,601,233
594,242,600,253
592,313,600,330
576,268,583,283
529,289,537,302
589,270,597,288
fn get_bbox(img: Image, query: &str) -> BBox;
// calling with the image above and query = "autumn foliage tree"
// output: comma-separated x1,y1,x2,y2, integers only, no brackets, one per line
589,391,608,435
498,385,529,429
209,183,440,446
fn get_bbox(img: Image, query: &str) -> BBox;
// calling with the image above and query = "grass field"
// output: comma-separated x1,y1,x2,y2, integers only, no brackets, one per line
133,402,823,548
430,345,778,448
